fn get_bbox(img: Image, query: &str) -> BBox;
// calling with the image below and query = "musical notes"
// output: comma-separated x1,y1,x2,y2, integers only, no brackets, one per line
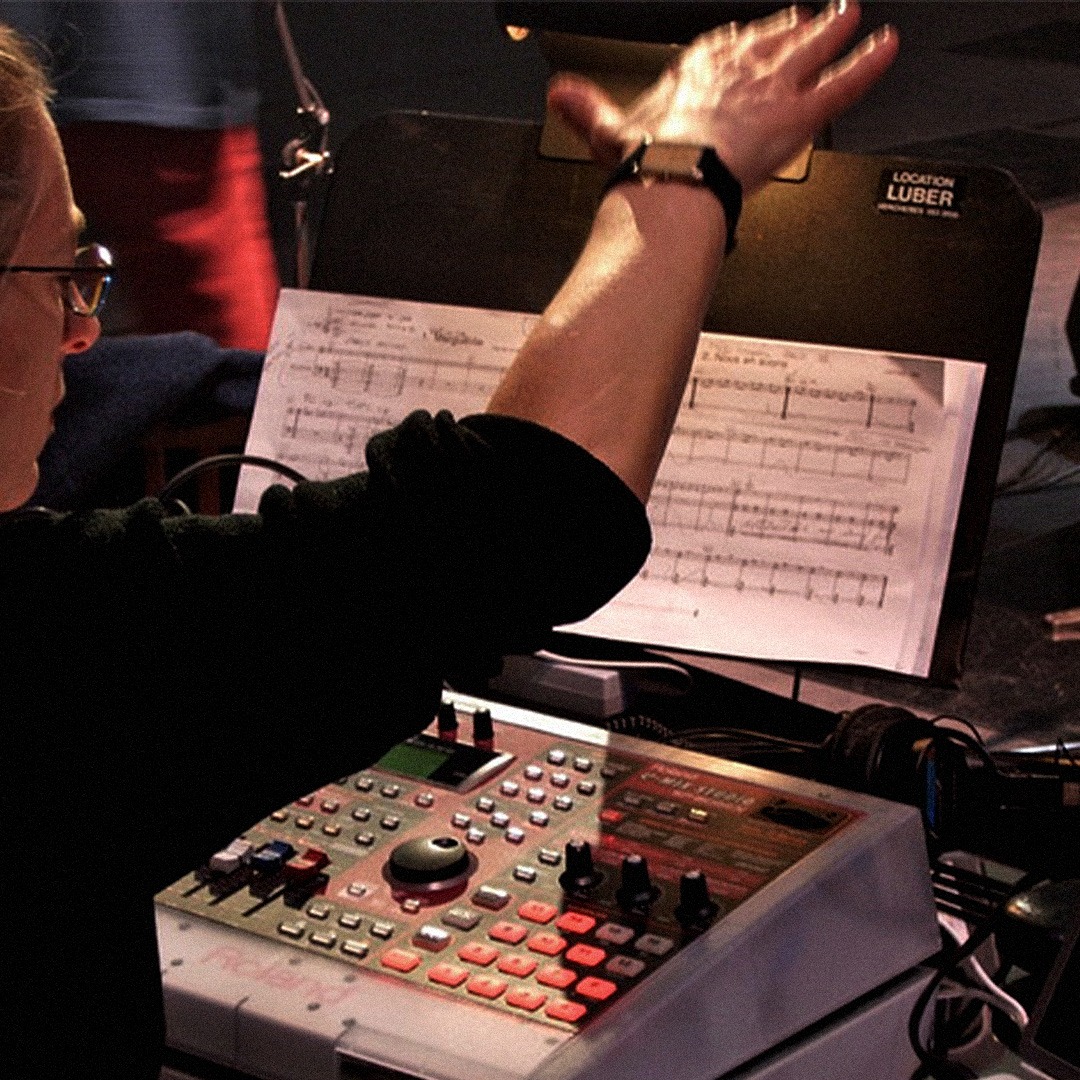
238,289,984,677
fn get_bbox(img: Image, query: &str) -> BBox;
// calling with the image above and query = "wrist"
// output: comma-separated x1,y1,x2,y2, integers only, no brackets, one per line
603,137,743,254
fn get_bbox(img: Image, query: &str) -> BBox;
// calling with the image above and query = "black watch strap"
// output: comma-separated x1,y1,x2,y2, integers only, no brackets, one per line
604,138,743,254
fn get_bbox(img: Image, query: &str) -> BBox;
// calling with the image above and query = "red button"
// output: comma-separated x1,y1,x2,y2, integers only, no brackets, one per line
458,942,500,967
576,976,617,1001
527,933,567,956
428,962,468,988
380,948,422,973
467,975,508,1000
599,808,624,825
546,1000,588,1023
498,954,538,978
488,920,528,945
565,943,606,968
555,912,597,935
283,846,330,880
506,988,547,1012
518,900,558,924
536,965,577,989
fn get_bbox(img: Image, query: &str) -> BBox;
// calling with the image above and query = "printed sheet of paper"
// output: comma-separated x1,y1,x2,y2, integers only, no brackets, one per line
238,289,984,677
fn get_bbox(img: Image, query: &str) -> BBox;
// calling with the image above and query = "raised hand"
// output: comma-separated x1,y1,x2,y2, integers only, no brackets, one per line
548,1,897,194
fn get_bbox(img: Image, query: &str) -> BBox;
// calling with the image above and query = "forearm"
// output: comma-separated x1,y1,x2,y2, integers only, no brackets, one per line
486,180,726,503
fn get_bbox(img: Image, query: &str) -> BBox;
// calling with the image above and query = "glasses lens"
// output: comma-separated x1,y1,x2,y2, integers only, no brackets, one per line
68,244,113,316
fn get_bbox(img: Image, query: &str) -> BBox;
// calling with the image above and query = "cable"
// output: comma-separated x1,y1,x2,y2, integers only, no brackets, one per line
157,453,309,509
908,870,1045,1080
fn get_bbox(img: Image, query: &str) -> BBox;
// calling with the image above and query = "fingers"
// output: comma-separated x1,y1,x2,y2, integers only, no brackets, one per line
775,1,864,87
811,24,898,123
547,74,631,168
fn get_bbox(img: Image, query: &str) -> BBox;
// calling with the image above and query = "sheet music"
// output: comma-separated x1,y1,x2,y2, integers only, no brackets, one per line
238,289,984,677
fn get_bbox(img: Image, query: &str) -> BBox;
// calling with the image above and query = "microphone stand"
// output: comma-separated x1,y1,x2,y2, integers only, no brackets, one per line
273,0,332,289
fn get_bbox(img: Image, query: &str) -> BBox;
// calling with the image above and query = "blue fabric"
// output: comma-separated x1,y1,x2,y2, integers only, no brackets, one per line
0,1,260,128
34,332,262,510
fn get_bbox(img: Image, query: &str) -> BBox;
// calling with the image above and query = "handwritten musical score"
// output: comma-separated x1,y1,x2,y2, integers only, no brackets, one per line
238,290,984,676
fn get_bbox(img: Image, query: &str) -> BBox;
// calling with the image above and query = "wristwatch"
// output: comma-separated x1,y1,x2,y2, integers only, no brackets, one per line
604,137,743,254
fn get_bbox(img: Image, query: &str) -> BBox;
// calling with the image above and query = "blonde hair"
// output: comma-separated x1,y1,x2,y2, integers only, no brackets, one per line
0,24,52,259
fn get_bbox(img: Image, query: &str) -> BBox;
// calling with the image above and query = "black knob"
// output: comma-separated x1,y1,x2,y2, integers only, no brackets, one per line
436,701,459,739
675,868,719,925
472,708,494,747
387,836,470,886
617,854,658,909
559,839,602,892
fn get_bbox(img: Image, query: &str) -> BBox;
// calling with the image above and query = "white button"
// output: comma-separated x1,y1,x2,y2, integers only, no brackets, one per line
505,827,525,844
524,765,544,781
526,787,546,804
500,781,520,797
547,749,567,766
528,811,549,828
490,812,510,828
550,772,570,788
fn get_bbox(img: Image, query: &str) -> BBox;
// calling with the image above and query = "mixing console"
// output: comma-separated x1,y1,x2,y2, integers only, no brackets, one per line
157,693,940,1080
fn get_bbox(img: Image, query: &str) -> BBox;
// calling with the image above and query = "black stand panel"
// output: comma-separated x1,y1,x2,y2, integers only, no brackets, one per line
311,111,1042,681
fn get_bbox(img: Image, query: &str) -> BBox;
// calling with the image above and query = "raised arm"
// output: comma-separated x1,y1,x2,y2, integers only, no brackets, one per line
485,1,898,502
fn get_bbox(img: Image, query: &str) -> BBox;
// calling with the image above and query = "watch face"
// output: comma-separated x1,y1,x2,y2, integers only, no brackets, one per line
640,142,704,180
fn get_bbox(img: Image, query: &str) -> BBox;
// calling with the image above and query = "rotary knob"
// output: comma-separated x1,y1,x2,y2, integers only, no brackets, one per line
385,836,473,893
559,839,603,892
675,868,719,926
616,853,659,909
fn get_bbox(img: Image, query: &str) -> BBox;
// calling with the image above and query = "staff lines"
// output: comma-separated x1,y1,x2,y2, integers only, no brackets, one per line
650,478,899,555
640,547,888,608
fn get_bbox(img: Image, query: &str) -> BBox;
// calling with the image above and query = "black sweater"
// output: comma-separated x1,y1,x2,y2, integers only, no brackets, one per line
0,411,650,1080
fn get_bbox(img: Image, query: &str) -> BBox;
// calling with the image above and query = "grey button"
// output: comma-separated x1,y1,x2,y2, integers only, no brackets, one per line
537,848,562,866
466,828,486,845
472,886,510,910
295,815,314,830
306,902,332,920
605,955,646,978
354,777,374,792
654,801,678,816
354,831,375,846
595,923,635,946
415,792,435,808
310,931,337,948
278,921,305,939
621,792,644,807
321,799,341,813
414,925,453,952
269,810,289,823
451,812,472,829
475,796,496,813
573,757,593,773
442,907,482,931
635,934,675,956
553,796,574,812
528,811,550,827
346,882,369,898
341,939,370,958
322,823,342,837
599,765,619,779
351,807,372,822
339,912,363,930
402,898,422,914
380,815,401,830
381,784,401,799
577,781,597,796
513,865,538,883
370,921,395,939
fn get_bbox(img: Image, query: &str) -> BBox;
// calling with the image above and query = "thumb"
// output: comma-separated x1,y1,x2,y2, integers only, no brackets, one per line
546,74,631,168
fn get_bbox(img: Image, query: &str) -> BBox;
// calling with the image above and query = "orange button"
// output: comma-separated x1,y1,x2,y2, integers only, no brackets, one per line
565,944,606,968
380,948,421,973
576,976,617,1001
506,988,547,1012
467,975,508,1000
458,942,500,967
527,933,567,957
546,1000,587,1023
518,900,558,924
498,954,538,978
536,965,577,989
428,962,469,988
488,920,528,945
555,912,597,935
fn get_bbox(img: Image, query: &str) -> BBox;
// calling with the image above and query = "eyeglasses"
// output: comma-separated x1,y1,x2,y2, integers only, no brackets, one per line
0,242,113,317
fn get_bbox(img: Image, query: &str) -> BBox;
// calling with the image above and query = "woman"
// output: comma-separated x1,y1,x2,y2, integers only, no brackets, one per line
0,8,895,1077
